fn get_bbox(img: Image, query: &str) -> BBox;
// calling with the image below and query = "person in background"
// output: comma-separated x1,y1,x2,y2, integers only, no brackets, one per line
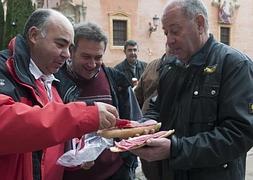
55,22,142,180
134,44,176,180
134,43,173,113
114,40,147,87
0,9,117,180
131,0,253,180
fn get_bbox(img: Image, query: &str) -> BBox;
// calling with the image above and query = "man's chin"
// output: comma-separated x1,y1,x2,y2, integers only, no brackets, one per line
53,68,61,74
128,59,137,64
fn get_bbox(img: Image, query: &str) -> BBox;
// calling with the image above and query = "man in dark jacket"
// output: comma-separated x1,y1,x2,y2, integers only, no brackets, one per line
0,9,117,180
134,45,177,180
114,40,147,87
55,22,142,180
131,0,253,180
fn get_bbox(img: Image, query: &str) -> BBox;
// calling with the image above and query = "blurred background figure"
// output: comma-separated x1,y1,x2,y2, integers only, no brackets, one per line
134,43,176,180
114,40,147,87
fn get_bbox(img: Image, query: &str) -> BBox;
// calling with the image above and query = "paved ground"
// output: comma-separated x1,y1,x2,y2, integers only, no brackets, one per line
135,148,253,180
246,148,253,180
135,158,146,180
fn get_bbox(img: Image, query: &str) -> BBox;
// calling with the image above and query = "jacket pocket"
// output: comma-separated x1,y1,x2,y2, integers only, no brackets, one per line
189,158,244,180
189,84,219,135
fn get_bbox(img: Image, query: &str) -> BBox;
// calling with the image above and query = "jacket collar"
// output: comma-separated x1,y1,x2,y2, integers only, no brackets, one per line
123,58,143,68
188,34,216,66
8,35,36,87
29,58,59,83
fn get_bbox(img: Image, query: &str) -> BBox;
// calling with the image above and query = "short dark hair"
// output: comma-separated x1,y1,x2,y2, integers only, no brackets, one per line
124,40,138,51
23,9,53,39
73,22,108,51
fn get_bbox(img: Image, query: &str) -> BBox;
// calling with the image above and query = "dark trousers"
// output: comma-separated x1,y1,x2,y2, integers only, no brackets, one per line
108,163,135,180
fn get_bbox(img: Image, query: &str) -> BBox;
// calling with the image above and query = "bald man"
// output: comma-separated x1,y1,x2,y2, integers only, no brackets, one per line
0,9,118,180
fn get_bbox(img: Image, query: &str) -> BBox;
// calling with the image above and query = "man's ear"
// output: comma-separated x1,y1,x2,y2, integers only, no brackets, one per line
28,26,40,44
196,14,205,34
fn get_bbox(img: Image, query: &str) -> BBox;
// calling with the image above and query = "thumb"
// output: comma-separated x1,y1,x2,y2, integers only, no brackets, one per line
146,138,170,147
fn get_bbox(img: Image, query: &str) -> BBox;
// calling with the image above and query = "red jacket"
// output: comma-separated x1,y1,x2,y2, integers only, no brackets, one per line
0,35,100,180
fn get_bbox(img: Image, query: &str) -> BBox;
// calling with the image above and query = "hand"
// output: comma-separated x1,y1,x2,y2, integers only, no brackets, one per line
81,161,95,170
132,78,138,87
130,138,171,162
95,102,119,129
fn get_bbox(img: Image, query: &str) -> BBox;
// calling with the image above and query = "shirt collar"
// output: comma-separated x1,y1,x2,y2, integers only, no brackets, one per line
29,59,59,82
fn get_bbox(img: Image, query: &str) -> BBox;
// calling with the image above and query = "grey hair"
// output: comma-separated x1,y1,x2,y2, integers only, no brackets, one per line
73,22,108,50
166,0,209,32
23,9,57,39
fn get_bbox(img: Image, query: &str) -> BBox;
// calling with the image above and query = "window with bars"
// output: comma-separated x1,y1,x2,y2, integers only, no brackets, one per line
220,27,230,45
113,20,127,46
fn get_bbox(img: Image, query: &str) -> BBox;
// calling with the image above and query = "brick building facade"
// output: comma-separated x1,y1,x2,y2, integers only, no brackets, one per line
34,0,253,66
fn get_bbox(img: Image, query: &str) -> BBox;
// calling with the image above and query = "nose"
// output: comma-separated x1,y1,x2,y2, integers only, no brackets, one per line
132,50,138,55
87,58,96,68
166,34,176,46
61,48,70,60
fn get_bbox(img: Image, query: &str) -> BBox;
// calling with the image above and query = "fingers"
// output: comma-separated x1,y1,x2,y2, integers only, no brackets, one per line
100,117,112,129
146,138,171,147
95,102,118,129
105,113,116,128
105,103,119,119
130,138,171,161
104,110,117,127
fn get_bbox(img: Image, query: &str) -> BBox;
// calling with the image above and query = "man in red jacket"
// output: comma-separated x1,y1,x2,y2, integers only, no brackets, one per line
0,8,118,180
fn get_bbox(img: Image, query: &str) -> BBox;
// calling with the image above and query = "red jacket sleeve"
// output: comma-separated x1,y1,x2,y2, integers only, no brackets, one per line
0,94,99,155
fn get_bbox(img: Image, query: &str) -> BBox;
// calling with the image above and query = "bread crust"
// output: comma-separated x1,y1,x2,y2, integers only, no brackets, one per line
97,123,162,139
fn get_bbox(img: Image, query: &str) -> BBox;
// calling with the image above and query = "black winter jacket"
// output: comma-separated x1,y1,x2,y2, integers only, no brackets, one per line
114,59,147,87
145,34,253,180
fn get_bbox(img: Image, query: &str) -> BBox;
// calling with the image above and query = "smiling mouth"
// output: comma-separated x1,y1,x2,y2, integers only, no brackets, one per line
83,68,96,75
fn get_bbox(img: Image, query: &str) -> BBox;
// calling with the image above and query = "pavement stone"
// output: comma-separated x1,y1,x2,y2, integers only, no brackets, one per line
246,148,253,180
135,158,146,180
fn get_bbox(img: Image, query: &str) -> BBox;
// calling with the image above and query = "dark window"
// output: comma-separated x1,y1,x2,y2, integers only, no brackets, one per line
220,27,230,45
113,20,127,46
